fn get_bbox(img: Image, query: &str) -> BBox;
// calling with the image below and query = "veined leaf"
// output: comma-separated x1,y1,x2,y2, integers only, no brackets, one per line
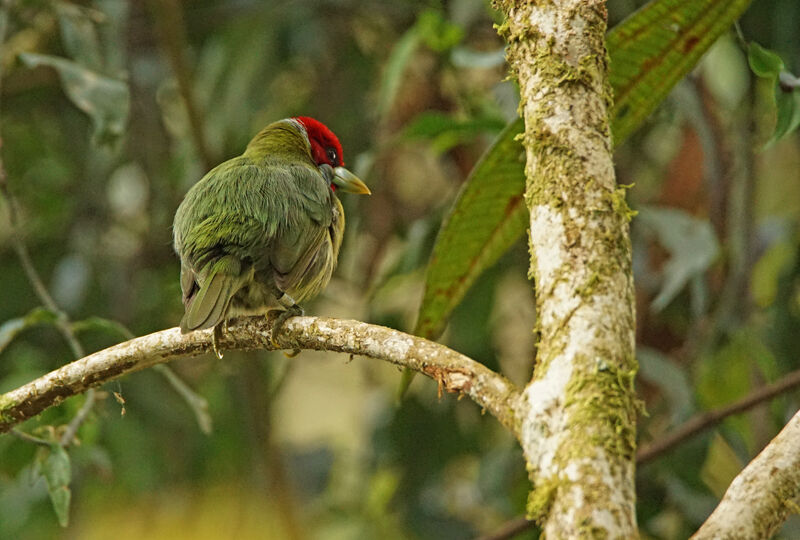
42,445,72,527
415,119,526,339
608,0,752,144
414,0,753,340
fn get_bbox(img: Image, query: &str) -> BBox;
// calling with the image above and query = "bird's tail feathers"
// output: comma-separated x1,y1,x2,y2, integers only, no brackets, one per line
180,257,242,332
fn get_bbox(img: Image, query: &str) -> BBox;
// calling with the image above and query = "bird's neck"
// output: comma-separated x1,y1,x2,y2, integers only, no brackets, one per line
243,122,313,164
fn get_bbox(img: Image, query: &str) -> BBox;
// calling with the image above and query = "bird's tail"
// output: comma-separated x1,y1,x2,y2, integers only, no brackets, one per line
181,256,242,332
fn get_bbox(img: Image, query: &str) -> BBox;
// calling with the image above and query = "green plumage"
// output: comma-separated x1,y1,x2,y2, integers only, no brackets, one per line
173,118,356,334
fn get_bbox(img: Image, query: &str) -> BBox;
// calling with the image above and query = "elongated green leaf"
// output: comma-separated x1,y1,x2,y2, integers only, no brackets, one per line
414,0,753,341
377,26,420,121
42,445,72,527
700,434,743,499
71,316,135,340
415,119,526,338
609,0,752,144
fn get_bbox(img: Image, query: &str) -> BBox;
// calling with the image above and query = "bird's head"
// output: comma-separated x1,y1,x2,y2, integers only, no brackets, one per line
294,116,371,195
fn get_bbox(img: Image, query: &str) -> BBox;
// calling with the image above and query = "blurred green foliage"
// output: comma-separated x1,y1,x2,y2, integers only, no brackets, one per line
0,0,799,539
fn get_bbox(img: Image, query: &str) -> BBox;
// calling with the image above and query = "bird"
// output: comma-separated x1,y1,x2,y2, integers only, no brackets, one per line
173,116,370,356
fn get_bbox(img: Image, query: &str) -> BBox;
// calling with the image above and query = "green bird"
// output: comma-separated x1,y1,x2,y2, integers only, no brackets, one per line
173,117,370,352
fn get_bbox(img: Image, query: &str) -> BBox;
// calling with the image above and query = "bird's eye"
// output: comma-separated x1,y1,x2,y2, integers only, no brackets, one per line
326,148,338,165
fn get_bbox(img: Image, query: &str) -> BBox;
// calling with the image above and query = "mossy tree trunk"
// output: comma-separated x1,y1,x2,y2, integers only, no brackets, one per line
496,0,639,537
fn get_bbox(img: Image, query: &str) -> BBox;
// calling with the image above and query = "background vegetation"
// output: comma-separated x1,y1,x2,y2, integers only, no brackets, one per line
1,0,799,538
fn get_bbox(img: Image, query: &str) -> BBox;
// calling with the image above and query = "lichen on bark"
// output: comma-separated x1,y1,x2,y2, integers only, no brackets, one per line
495,0,639,537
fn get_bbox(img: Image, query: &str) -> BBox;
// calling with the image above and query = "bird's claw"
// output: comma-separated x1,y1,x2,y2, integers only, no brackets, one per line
212,323,225,359
269,304,303,355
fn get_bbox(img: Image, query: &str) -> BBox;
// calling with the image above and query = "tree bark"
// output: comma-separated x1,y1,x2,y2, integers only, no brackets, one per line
692,408,800,540
0,316,520,434
495,1,638,537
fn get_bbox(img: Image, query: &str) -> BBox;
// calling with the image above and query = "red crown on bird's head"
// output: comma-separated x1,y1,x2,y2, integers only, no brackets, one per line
294,116,345,168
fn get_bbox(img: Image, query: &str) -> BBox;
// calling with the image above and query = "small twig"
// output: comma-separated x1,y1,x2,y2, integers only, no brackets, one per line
59,391,96,446
637,368,800,464
72,317,214,434
474,516,533,540
0,316,521,435
153,364,213,434
149,0,214,171
11,428,53,447
0,181,98,446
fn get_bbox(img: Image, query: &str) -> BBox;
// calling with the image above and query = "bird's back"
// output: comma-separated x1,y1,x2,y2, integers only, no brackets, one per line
173,154,343,330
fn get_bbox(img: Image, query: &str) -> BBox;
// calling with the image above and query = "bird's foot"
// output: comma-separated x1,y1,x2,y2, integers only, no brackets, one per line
270,302,303,357
212,323,225,359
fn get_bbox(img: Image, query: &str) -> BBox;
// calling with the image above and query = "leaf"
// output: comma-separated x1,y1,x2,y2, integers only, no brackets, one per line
70,316,135,340
637,206,719,312
416,10,463,53
700,433,743,499
376,25,421,120
403,111,506,153
747,42,784,79
414,0,753,340
451,47,506,69
0,307,58,355
746,42,800,145
415,119,526,338
768,86,800,145
42,445,72,527
608,0,753,145
18,53,129,146
751,240,796,308
55,2,104,72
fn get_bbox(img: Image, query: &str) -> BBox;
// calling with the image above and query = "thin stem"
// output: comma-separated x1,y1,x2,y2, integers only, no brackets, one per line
637,368,800,464
153,364,213,434
474,516,533,540
149,0,214,171
11,428,53,447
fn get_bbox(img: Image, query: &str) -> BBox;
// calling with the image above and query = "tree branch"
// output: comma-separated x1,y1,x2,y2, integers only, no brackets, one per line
638,368,800,464
691,407,800,539
0,316,521,435
149,0,215,171
495,0,638,536
480,367,800,539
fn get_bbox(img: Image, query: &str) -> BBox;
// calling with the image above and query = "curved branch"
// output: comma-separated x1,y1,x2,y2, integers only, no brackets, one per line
638,368,800,465
691,407,800,539
0,316,521,434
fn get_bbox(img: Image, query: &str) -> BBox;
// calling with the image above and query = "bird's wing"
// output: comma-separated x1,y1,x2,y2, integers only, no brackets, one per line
180,255,242,332
264,164,335,298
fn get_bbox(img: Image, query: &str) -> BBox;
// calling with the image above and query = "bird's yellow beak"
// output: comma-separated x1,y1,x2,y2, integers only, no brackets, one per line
332,167,371,195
